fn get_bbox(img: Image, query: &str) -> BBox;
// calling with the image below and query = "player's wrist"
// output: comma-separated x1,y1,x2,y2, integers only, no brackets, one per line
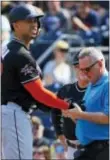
68,102,76,109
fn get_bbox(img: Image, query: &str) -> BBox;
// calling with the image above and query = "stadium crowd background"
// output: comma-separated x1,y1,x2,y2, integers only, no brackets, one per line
1,0,109,159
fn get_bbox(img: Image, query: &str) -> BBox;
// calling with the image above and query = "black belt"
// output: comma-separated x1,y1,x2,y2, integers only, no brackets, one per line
67,140,82,149
84,140,109,149
1,101,7,105
67,140,109,150
2,101,30,112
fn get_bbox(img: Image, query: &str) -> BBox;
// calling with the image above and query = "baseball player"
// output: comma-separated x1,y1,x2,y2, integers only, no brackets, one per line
1,4,74,160
51,52,89,159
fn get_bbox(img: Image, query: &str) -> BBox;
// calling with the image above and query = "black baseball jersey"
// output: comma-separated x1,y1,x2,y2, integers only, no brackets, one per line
1,38,41,112
51,82,86,140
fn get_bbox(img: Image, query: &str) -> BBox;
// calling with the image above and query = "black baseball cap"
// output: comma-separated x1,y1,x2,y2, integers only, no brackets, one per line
9,4,44,24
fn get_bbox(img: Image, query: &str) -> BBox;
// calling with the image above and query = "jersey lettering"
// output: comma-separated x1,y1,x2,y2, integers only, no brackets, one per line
20,64,36,76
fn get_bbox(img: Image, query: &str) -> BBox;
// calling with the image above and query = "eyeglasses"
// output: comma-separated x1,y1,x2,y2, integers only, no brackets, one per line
80,61,98,73
57,48,69,53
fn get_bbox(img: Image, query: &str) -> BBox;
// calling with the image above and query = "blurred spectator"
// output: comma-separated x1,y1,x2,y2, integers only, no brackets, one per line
101,11,109,26
73,2,100,27
1,15,11,48
100,11,109,46
18,0,44,15
62,1,78,10
38,16,62,42
43,40,71,85
92,0,109,46
62,1,79,17
31,116,51,148
1,1,16,16
32,109,56,140
18,0,36,5
51,140,67,159
92,2,107,18
43,0,71,33
31,115,52,159
91,1,109,11
72,2,101,45
33,145,51,160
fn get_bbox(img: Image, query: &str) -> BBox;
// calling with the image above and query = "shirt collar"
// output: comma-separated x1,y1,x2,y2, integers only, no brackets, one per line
91,70,108,87
12,37,29,50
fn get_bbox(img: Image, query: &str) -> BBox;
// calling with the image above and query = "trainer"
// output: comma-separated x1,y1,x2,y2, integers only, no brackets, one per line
62,47,109,160
1,4,73,160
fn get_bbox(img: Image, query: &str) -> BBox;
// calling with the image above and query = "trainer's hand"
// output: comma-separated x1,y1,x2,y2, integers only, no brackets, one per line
62,103,83,120
58,135,68,151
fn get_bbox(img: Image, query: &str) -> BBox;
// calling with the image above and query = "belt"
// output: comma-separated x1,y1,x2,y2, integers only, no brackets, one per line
1,102,7,105
85,140,109,149
67,140,82,149
2,101,29,113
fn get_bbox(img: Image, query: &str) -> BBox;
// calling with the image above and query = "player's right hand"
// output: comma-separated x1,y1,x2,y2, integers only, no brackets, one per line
68,100,85,111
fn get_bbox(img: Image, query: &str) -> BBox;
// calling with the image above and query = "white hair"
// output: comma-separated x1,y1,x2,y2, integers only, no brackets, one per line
79,47,105,63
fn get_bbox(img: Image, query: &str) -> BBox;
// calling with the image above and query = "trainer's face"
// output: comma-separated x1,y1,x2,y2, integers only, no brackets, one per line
79,56,102,84
14,18,39,39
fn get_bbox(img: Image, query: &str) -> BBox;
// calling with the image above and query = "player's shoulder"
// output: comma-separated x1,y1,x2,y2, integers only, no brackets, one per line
2,40,32,66
13,40,32,58
11,40,29,55
2,40,27,57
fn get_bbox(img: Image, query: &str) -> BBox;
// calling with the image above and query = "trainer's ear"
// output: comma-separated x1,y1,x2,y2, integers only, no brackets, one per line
13,22,20,30
98,59,103,67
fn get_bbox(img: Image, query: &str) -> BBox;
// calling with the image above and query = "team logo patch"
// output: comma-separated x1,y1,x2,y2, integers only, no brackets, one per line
20,64,35,76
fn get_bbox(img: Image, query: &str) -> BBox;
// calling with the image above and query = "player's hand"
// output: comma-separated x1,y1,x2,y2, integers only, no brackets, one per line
68,99,86,111
70,102,83,112
58,135,68,151
62,103,83,120
64,98,76,109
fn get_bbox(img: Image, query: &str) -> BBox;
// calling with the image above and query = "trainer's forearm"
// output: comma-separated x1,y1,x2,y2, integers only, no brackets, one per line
79,112,109,124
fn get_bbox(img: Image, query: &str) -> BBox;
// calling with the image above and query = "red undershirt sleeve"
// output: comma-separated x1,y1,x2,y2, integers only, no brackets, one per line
23,78,69,110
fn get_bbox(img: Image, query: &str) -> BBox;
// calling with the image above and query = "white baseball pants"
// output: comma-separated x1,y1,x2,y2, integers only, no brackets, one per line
2,102,33,160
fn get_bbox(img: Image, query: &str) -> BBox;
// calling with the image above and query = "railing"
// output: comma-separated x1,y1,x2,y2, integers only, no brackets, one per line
37,34,109,65
69,47,109,53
